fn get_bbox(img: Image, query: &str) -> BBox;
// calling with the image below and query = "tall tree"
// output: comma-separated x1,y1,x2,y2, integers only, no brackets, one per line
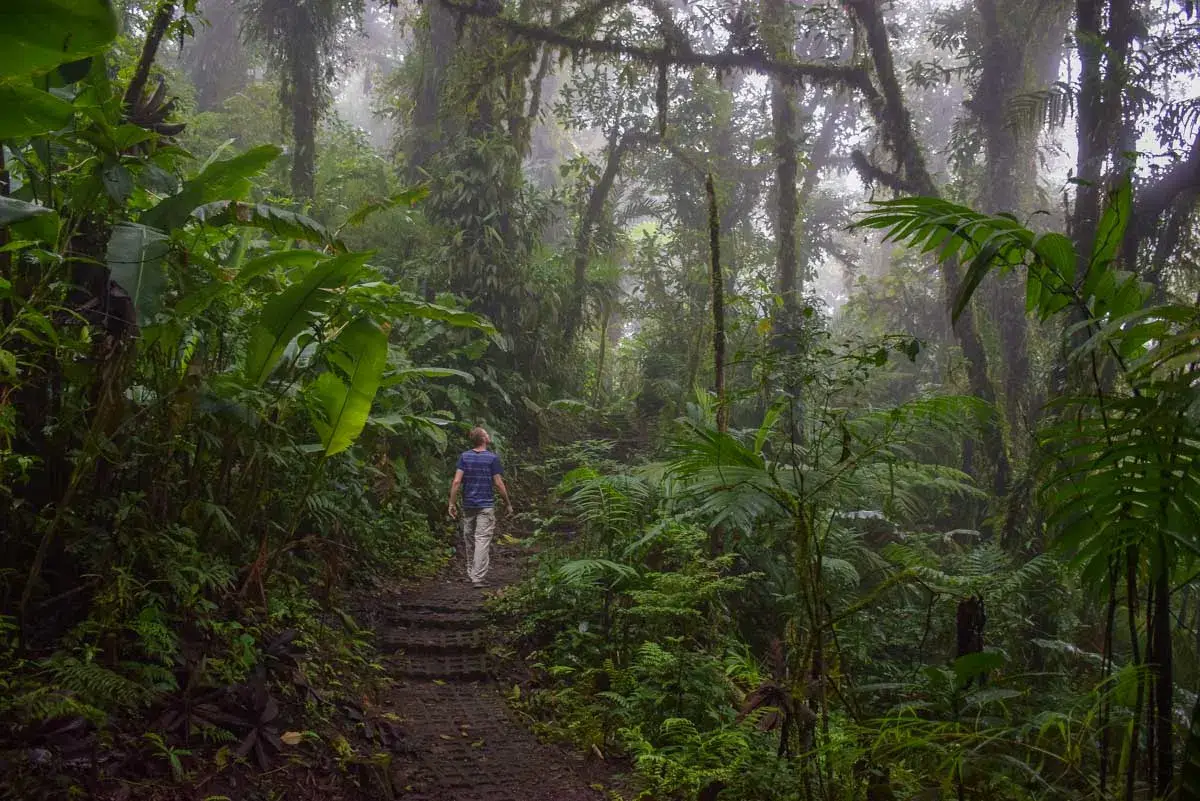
242,0,363,198
764,0,799,314
183,0,251,112
845,0,1011,495
965,0,1070,437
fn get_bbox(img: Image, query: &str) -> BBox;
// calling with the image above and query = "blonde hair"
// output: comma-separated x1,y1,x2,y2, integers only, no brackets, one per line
469,426,489,447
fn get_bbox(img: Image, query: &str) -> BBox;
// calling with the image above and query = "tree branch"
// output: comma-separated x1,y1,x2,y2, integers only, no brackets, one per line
435,0,878,96
1133,127,1200,236
850,150,919,195
844,0,932,195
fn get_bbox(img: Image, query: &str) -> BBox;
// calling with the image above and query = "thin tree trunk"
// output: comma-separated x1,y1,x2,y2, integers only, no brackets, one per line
795,94,845,288
707,173,727,433
1153,544,1175,795
1070,0,1107,261
565,132,636,343
594,307,610,405
124,1,177,113
847,0,1009,497
771,88,798,308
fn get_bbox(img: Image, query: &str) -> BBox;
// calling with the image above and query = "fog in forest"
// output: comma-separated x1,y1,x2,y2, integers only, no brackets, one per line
2,2,1199,800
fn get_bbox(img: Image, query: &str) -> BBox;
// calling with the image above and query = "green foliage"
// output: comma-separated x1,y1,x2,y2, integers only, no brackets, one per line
142,145,282,231
107,222,170,322
0,0,117,77
308,317,388,457
243,252,370,384
0,13,490,793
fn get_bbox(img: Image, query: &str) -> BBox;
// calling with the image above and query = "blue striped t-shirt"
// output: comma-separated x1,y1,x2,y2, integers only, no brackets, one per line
457,449,503,508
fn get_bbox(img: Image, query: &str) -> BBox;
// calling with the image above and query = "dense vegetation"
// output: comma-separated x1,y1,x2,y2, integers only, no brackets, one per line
1,0,1198,800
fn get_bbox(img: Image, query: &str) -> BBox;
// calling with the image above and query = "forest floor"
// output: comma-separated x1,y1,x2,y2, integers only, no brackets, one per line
347,538,608,801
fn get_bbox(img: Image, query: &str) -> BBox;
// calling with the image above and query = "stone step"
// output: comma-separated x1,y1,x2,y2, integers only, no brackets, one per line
395,598,485,614
395,652,491,680
379,627,486,654
388,609,486,630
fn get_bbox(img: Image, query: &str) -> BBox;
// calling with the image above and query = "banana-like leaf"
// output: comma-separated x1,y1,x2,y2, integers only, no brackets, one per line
368,413,453,451
141,146,281,232
107,223,170,324
193,201,344,251
391,366,474,383
391,298,497,335
0,0,118,77
0,81,75,139
337,185,429,234
308,318,388,457
0,196,59,243
243,252,369,384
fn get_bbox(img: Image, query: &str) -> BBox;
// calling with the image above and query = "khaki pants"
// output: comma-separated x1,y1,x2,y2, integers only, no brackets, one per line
461,507,495,585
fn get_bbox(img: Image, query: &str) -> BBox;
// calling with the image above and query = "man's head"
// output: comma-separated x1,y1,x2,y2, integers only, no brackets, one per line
469,426,490,448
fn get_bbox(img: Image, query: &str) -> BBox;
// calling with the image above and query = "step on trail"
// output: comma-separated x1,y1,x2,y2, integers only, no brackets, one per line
357,546,602,801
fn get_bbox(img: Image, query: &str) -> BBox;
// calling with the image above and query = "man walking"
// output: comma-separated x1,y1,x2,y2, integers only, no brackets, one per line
448,426,512,587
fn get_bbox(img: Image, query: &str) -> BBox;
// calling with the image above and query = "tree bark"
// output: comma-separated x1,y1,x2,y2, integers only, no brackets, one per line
765,0,799,310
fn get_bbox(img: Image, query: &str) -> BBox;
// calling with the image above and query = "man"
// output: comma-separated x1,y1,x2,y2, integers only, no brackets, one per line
447,426,512,588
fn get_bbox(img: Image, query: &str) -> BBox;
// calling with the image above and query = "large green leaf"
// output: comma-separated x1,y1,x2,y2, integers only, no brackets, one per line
243,252,369,385
308,318,388,457
0,196,60,243
0,81,75,139
1088,178,1131,273
951,651,1004,689
367,413,452,451
235,249,324,287
390,366,475,383
193,201,344,250
141,146,281,232
107,223,170,324
337,185,429,234
391,298,497,335
0,0,118,78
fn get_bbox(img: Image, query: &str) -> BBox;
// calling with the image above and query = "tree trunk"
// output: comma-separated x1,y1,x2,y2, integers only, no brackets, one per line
185,0,248,112
289,23,317,200
565,132,633,344
847,0,1009,498
594,307,610,405
707,173,727,433
408,0,457,180
765,0,798,310
124,2,177,115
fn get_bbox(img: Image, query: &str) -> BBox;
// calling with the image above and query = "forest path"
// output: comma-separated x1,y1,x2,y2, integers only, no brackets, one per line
352,540,603,801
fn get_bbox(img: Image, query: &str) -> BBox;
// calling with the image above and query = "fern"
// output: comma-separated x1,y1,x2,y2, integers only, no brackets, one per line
45,655,156,711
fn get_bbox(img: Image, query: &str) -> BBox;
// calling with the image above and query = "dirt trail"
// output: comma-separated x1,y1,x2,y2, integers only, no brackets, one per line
355,544,603,801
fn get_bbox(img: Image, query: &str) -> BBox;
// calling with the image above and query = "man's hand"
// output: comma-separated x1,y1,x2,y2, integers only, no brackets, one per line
448,504,458,520
505,503,515,518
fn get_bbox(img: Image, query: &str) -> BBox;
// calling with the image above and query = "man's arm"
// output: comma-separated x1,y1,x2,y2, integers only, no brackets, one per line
448,469,464,518
493,474,512,514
